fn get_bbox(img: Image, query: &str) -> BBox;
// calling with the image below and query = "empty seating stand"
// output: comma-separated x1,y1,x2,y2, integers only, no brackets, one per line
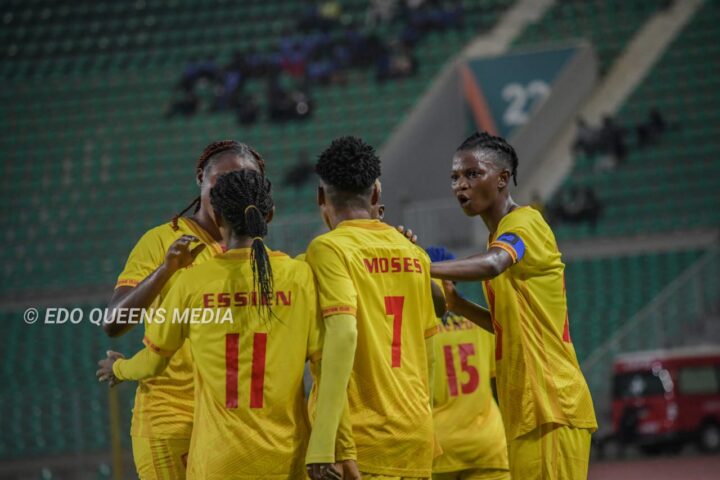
0,0,514,296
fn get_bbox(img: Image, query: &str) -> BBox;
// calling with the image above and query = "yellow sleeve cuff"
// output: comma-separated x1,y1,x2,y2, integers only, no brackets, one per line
112,347,171,381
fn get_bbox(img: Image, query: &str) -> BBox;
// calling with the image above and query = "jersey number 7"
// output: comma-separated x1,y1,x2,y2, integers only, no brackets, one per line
225,333,267,409
385,296,405,368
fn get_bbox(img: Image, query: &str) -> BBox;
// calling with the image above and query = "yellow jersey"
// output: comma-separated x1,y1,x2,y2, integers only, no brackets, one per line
116,217,224,439
483,206,597,440
306,219,438,477
432,313,508,473
142,247,322,479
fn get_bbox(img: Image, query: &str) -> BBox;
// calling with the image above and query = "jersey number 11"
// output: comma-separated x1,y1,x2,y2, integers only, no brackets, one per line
225,333,267,409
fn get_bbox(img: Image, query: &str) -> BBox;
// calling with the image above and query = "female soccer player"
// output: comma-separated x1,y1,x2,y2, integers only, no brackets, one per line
98,170,337,479
103,141,265,479
305,136,439,480
430,132,597,480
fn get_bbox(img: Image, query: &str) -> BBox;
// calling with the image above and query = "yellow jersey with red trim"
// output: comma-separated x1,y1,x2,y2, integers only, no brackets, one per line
432,313,508,474
116,217,224,439
483,206,597,440
142,247,322,479
306,219,438,477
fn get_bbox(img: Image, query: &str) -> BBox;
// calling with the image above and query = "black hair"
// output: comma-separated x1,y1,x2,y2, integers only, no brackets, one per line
315,136,381,193
209,170,275,319
457,131,518,186
172,140,266,230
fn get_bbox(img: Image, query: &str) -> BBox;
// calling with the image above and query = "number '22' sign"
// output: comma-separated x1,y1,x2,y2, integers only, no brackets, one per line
501,80,550,127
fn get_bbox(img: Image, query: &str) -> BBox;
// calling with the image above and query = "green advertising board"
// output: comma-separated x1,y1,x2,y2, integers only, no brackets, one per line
462,47,578,138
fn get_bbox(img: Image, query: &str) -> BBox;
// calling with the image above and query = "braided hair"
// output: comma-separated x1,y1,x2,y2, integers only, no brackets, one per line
172,140,266,230
210,170,275,318
457,132,519,186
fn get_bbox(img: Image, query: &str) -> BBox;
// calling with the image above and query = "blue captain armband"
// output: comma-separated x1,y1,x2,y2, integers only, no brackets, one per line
491,232,526,263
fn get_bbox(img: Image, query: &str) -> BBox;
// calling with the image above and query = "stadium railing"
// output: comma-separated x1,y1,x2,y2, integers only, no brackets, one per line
581,247,720,432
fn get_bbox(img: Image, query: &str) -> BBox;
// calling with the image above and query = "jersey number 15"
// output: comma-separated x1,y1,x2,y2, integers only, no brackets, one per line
443,343,480,396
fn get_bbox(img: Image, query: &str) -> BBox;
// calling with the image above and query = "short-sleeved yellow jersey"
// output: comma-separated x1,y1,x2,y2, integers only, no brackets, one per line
432,313,508,474
483,207,597,441
306,219,438,478
116,217,224,439
142,247,322,479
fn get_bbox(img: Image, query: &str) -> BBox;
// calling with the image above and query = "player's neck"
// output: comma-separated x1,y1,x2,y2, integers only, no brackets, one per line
330,207,373,228
227,235,254,250
191,207,223,243
481,195,519,233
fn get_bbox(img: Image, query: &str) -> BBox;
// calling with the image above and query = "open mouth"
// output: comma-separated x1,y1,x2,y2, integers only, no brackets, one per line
457,194,471,208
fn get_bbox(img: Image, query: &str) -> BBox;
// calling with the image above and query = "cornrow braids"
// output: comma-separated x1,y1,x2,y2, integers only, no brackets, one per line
457,131,519,186
171,140,267,230
315,136,381,192
209,170,275,320
197,140,266,174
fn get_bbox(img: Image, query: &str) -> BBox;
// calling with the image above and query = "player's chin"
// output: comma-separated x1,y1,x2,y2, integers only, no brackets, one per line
460,202,480,217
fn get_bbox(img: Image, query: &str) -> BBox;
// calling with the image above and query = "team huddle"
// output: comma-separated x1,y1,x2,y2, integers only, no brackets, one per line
96,133,597,480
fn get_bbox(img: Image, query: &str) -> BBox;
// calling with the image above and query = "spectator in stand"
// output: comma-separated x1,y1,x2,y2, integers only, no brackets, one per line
366,0,398,27
267,73,313,122
211,69,245,113
376,40,418,82
572,116,600,157
179,57,222,92
283,151,316,189
599,115,627,165
555,186,603,231
298,1,342,32
636,107,668,148
235,93,260,125
280,38,309,79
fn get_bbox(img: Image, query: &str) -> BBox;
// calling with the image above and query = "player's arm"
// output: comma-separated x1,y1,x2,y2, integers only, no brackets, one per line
97,319,184,385
97,283,189,385
305,272,358,467
305,239,359,479
306,314,358,469
430,281,446,318
442,280,493,333
430,247,513,281
104,234,205,337
430,232,526,282
96,346,172,386
309,353,358,461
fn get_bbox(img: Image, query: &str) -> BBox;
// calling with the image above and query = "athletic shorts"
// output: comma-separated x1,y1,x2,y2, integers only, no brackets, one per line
433,468,510,480
508,423,592,480
131,436,190,480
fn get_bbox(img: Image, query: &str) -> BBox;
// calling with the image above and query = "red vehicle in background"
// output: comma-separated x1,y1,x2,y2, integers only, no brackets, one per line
612,346,720,454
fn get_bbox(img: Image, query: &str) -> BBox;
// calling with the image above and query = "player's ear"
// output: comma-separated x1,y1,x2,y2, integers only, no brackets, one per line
498,169,510,190
265,206,275,225
317,185,326,207
196,167,204,187
370,181,381,206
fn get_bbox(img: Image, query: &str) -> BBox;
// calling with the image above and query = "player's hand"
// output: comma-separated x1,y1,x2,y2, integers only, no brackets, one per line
97,350,125,387
338,460,360,479
441,280,460,312
306,463,342,480
396,225,418,244
163,235,205,273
